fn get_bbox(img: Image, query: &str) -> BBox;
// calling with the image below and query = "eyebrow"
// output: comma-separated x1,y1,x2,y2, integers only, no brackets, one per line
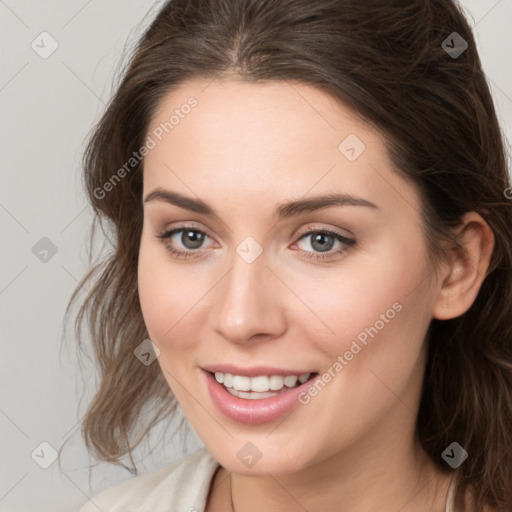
143,188,379,220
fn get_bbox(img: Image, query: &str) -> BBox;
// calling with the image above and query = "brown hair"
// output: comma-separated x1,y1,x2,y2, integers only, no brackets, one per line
64,0,512,509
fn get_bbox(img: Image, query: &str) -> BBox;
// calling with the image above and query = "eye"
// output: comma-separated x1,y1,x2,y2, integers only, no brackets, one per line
156,226,214,259
293,228,355,261
156,224,355,262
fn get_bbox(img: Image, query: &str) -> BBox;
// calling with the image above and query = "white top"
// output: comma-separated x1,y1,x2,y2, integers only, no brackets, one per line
78,448,456,512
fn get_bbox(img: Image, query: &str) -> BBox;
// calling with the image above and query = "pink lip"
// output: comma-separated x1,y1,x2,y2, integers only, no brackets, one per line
203,369,319,425
202,364,314,377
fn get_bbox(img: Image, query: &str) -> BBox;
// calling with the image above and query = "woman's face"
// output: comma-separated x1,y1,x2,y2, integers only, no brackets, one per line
138,78,440,475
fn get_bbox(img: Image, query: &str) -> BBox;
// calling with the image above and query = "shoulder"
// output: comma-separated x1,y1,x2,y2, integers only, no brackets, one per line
78,447,220,512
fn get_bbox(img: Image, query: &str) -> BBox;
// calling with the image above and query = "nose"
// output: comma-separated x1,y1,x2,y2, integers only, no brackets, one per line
213,249,287,344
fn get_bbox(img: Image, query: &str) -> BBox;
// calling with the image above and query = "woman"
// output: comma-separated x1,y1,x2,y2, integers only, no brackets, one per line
71,0,512,510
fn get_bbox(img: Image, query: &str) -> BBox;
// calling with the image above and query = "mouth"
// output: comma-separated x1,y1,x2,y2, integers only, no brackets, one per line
203,368,320,424
211,371,318,400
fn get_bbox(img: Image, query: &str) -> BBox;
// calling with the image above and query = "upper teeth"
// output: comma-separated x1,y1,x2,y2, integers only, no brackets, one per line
214,372,311,392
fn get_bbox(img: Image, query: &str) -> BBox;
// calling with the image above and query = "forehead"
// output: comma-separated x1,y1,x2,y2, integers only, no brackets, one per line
143,78,421,218
146,78,376,161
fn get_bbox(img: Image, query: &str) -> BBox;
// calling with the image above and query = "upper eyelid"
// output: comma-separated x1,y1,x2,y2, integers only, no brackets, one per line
160,222,214,239
294,224,354,240
160,222,352,236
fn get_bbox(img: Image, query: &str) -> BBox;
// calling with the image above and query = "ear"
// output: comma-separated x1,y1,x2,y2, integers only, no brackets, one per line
433,211,495,320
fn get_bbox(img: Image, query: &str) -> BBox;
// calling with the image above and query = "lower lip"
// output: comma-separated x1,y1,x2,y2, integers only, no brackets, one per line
204,370,318,425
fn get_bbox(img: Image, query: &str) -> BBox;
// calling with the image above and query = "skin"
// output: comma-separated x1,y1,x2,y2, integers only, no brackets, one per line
137,78,494,511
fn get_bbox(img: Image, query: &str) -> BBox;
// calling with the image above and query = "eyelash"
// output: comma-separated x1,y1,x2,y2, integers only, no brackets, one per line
156,225,355,262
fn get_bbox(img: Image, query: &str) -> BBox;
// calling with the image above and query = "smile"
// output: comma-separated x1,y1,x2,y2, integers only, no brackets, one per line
215,372,311,397
203,368,319,424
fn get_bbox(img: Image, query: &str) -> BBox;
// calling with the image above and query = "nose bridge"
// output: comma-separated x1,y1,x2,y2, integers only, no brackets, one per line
214,244,285,342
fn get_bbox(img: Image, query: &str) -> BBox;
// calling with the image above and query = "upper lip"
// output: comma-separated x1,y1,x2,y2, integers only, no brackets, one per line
202,364,316,377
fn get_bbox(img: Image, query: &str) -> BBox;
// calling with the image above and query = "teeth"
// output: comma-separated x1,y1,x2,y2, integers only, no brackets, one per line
298,373,310,383
284,375,298,387
226,388,279,400
269,375,284,390
223,373,233,388
232,375,251,391
213,372,312,392
251,376,270,392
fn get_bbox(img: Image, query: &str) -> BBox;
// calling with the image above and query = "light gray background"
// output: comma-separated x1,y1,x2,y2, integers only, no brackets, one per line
1,1,511,511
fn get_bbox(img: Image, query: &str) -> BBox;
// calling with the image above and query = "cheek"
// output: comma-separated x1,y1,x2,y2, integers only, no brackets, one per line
137,234,216,363
311,250,434,417
138,237,189,345
137,245,167,341
287,260,433,454
137,243,201,406
289,240,431,360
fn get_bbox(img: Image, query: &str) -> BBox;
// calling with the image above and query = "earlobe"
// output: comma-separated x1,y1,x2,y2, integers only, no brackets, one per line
433,212,495,321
